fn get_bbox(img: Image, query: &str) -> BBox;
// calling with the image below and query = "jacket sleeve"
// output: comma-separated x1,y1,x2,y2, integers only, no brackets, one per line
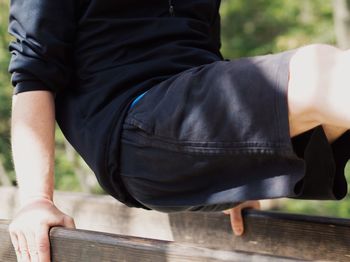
8,0,77,94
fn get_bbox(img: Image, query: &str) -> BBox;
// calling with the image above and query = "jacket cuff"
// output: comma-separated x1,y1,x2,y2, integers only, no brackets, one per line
14,81,55,95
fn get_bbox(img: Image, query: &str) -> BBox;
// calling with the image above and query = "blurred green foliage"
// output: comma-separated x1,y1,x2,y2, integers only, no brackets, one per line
0,0,349,217
220,0,335,57
0,0,14,181
54,130,82,192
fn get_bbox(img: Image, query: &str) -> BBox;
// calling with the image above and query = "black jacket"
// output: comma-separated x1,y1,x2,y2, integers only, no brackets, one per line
8,0,223,208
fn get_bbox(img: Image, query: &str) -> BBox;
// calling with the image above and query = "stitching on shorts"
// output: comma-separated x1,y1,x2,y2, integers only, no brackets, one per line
124,116,292,148
123,121,291,148
122,131,295,156
124,117,154,134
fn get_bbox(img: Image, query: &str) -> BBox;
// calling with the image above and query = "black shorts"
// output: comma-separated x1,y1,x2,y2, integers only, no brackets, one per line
119,50,349,212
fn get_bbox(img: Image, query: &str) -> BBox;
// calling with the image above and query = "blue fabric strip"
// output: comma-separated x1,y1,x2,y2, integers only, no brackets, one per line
130,91,148,108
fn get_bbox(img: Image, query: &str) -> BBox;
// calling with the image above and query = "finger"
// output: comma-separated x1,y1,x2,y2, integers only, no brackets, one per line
36,226,51,262
9,232,21,262
17,232,30,262
253,200,261,209
230,208,244,236
222,209,230,215
63,216,76,229
27,233,39,262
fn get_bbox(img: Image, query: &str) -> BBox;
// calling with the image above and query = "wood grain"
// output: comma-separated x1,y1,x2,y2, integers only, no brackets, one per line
0,218,298,262
169,209,350,261
1,209,349,261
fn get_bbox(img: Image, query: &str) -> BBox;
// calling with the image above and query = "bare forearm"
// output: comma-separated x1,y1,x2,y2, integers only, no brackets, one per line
11,91,56,206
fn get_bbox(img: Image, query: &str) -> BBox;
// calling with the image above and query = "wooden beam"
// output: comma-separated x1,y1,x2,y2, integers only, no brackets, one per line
0,220,298,262
169,209,350,261
1,209,349,261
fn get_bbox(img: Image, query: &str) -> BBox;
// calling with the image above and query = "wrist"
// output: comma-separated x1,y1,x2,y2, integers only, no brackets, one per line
19,194,54,208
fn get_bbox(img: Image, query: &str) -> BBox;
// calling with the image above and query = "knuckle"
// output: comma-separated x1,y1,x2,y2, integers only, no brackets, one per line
28,248,38,255
37,242,50,253
64,215,75,227
39,220,48,227
37,237,49,251
20,248,28,253
233,218,243,225
232,208,242,216
232,213,243,221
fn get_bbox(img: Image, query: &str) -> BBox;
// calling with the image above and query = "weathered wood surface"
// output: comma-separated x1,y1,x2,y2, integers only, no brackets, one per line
0,221,299,262
1,210,349,261
169,209,350,261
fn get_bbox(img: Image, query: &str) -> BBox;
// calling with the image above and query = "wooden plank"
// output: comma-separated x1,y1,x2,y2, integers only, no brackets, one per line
0,221,299,262
169,209,350,261
1,207,349,261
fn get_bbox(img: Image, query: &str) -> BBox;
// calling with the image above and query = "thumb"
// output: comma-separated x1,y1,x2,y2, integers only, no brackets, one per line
62,216,76,229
